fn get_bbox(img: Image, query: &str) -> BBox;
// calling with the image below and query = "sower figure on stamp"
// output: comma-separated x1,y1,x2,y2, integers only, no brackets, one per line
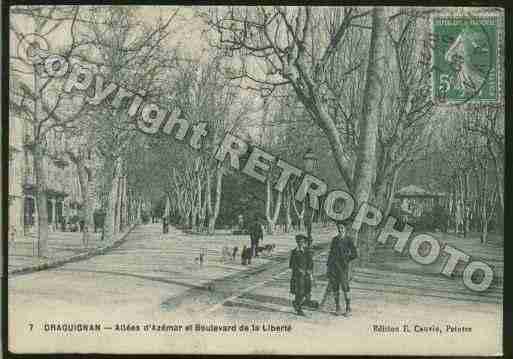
320,222,358,316
290,234,313,316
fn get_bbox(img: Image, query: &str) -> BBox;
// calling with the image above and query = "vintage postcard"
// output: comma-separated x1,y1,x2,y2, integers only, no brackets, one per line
7,5,504,355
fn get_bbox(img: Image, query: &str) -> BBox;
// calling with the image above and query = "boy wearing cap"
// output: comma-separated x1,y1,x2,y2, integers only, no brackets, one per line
322,222,358,316
289,234,313,316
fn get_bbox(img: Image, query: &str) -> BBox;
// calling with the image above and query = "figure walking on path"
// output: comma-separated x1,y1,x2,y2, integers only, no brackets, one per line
320,222,358,316
162,216,169,234
289,234,313,316
249,216,263,258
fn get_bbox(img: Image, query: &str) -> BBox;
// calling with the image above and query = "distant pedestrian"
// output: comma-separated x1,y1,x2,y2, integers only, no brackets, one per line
94,210,105,233
241,245,251,265
320,222,357,316
9,225,17,250
455,201,463,234
232,246,239,261
162,217,169,234
200,248,207,267
249,217,263,258
289,234,313,316
237,214,244,231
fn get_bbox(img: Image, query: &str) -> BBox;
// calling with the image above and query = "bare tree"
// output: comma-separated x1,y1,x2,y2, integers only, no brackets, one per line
10,6,89,256
75,7,179,240
466,104,504,218
374,11,435,216
207,7,391,259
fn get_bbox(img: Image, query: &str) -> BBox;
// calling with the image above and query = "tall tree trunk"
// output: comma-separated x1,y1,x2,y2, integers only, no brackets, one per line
32,62,49,257
178,191,188,228
199,178,207,232
352,6,386,262
76,160,91,248
191,192,198,231
104,158,121,241
122,177,127,230
285,188,292,233
208,165,223,234
384,168,400,219
115,174,124,233
448,187,454,233
206,170,212,229
480,168,488,244
136,197,142,224
122,177,128,229
374,180,388,212
292,198,305,232
457,175,464,234
265,179,283,234
463,171,470,237
126,196,130,226
184,208,191,229
196,174,204,231
33,146,49,257
487,139,503,214
88,166,96,230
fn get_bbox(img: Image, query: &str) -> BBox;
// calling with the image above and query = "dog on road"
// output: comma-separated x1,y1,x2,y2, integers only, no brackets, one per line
194,248,208,267
257,244,276,256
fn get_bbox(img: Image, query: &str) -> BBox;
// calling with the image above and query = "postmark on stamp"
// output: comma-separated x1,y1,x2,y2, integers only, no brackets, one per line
431,14,500,104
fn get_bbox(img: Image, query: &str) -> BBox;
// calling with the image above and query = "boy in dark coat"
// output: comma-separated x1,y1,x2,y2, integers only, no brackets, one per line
289,234,313,316
321,222,358,316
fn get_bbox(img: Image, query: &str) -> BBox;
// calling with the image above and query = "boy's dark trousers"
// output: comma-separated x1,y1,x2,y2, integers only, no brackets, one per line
290,247,313,314
294,293,306,313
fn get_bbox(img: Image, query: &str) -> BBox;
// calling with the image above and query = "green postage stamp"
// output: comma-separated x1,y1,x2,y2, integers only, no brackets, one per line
432,14,501,103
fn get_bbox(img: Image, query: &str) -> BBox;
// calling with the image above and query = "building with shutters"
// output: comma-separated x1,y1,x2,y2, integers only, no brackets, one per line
8,114,99,238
